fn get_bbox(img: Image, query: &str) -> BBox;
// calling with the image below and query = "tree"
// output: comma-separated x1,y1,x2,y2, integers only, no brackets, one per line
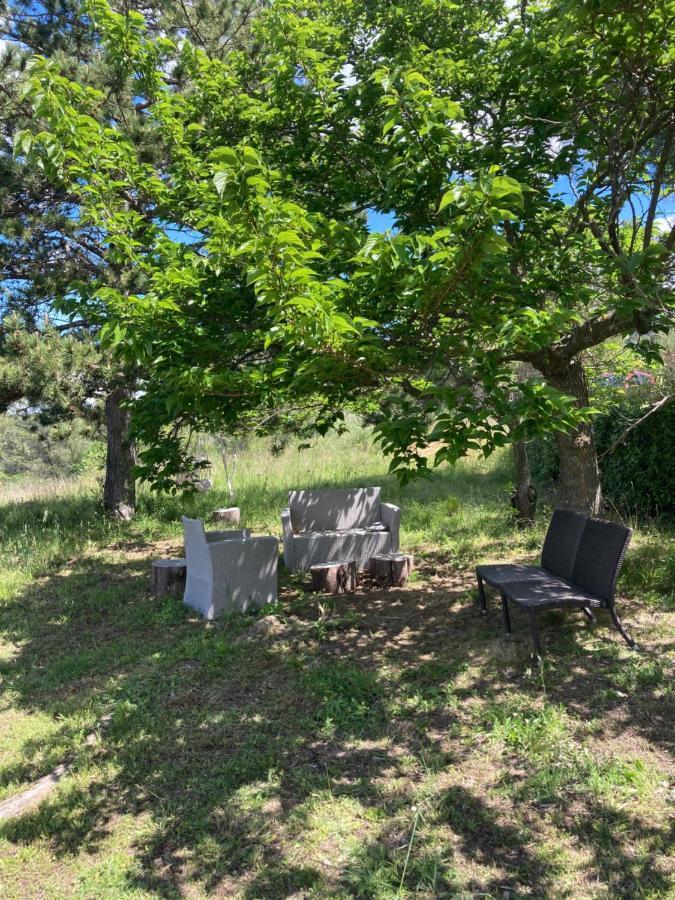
20,0,675,512
1,0,263,514
0,313,101,414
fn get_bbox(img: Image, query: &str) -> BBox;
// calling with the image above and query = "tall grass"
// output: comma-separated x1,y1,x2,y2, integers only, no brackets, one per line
0,422,670,601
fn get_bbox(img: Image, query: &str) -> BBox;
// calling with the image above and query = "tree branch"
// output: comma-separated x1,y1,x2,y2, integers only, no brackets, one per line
643,125,674,250
598,394,673,460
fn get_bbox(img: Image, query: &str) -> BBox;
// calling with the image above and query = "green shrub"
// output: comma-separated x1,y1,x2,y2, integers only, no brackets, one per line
595,398,674,515
528,398,675,515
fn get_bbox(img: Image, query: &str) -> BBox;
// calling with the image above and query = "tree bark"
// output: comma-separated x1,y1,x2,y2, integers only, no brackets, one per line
369,553,414,586
511,441,537,526
511,362,537,526
311,561,357,594
547,359,602,515
103,387,137,520
151,559,186,598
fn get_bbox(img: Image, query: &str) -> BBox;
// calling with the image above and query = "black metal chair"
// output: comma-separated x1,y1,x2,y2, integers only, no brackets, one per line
476,509,588,615
501,518,636,655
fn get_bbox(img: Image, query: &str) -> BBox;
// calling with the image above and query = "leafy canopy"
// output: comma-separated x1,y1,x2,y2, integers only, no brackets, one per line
19,0,675,487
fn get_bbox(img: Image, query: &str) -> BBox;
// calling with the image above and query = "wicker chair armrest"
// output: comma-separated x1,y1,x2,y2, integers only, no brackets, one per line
280,508,294,537
281,508,295,569
246,535,280,561
380,502,401,551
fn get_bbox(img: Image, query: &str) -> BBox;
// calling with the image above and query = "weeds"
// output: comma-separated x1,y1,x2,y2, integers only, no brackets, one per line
303,661,386,738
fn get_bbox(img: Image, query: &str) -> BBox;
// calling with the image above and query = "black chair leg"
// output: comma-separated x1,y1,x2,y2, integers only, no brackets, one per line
528,608,542,656
477,572,488,616
501,592,512,638
582,606,596,624
610,607,637,649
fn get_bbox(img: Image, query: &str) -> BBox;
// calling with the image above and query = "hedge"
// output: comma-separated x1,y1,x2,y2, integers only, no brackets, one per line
528,397,674,515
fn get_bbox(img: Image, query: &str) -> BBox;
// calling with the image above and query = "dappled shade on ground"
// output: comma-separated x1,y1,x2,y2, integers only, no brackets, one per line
0,547,673,897
0,437,673,897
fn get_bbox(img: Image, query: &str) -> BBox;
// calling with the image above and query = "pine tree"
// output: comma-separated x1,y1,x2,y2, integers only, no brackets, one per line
0,0,262,515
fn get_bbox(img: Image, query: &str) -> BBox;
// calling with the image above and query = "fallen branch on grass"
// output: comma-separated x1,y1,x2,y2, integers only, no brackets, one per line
0,714,112,820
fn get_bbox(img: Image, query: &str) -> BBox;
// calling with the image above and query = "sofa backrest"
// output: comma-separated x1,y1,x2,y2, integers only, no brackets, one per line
288,488,381,532
572,518,632,603
540,509,588,581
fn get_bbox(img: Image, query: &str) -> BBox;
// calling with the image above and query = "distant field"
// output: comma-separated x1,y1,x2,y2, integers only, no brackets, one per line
0,426,673,898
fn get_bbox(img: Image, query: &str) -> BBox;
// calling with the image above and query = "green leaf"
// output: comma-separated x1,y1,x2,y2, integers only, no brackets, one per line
213,170,229,197
438,189,458,212
489,175,524,202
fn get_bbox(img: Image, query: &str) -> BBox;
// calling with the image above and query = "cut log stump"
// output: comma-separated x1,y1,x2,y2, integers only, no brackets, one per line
369,553,413,587
310,560,357,594
212,507,241,525
151,558,186,598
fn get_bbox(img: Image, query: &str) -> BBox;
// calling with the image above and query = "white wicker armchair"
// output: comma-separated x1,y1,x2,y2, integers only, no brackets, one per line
182,517,278,619
281,487,401,572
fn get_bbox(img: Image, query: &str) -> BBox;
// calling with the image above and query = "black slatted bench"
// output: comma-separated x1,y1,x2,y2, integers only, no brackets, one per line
477,512,636,655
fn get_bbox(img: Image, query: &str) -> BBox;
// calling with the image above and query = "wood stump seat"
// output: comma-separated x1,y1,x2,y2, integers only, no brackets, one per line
212,507,241,525
151,559,186,598
310,560,357,594
369,553,413,586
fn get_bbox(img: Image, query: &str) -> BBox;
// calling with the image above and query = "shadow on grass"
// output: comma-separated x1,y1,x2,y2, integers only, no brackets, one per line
339,780,673,897
0,530,672,895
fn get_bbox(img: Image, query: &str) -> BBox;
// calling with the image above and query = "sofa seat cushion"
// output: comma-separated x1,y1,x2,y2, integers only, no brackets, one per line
477,563,550,589
504,575,605,610
292,528,392,571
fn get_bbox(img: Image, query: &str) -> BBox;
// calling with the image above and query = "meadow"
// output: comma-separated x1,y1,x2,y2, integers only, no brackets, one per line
0,426,673,898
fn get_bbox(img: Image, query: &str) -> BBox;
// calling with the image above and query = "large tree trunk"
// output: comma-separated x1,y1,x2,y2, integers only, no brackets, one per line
103,387,136,520
511,441,537,526
547,359,602,515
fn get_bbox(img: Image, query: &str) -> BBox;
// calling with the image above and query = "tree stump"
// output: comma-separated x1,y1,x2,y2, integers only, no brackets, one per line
369,553,413,587
212,507,241,525
310,560,357,594
151,559,186,598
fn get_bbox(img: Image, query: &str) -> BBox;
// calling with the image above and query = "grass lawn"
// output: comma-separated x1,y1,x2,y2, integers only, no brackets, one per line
0,427,673,898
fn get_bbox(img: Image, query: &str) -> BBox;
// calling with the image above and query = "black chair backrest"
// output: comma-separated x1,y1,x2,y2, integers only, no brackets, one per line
572,518,632,603
541,509,588,580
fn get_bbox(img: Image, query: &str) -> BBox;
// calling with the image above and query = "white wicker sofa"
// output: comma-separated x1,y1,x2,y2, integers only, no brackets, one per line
281,488,401,572
182,517,278,618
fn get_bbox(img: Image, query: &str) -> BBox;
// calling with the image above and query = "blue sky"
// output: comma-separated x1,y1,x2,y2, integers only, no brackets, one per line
366,180,675,235
367,210,397,232
164,211,398,243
